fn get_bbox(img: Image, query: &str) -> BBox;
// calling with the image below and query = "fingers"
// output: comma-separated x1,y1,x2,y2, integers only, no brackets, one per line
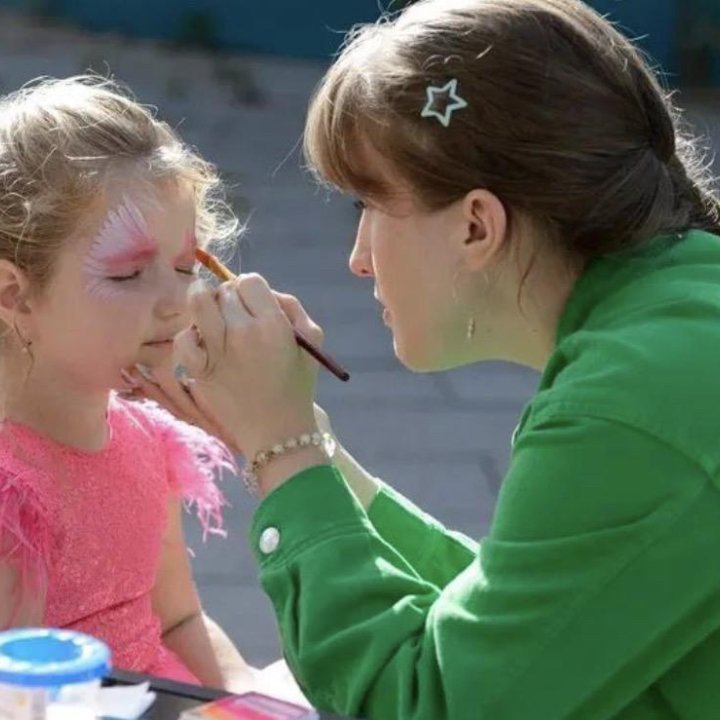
120,368,142,392
274,291,324,348
217,276,292,350
174,327,211,379
206,274,320,345
217,281,256,328
178,274,323,383
125,365,188,420
188,285,229,358
150,364,205,424
231,274,283,318
122,363,238,450
137,380,184,418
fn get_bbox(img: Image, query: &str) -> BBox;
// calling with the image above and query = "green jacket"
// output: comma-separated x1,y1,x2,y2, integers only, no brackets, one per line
250,230,720,719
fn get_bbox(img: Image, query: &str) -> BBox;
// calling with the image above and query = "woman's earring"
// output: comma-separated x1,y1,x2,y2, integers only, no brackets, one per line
466,317,476,341
14,323,32,355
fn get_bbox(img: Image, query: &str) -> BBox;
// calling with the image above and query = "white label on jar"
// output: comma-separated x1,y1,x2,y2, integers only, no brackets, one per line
0,684,47,720
46,707,95,720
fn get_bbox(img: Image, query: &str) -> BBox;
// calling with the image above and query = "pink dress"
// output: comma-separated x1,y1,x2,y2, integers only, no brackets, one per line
0,394,234,684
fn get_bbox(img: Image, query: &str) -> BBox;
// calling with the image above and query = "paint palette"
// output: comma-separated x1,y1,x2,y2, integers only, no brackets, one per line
179,692,318,720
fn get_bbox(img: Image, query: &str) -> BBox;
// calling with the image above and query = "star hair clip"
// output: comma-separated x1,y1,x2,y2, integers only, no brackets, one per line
420,78,468,128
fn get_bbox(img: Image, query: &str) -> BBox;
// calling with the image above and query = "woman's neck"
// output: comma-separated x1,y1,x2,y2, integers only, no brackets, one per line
3,367,111,451
487,249,582,372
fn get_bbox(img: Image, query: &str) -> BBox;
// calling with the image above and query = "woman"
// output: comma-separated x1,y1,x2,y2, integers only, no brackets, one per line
168,0,720,717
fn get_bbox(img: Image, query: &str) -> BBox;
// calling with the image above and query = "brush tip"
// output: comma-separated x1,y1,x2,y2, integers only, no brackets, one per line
194,247,212,263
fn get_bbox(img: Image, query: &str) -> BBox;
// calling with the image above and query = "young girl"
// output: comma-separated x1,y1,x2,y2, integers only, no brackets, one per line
166,0,720,718
0,76,253,690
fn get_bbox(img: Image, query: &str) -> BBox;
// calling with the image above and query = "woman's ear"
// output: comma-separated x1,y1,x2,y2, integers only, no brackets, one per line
459,189,507,272
0,259,32,328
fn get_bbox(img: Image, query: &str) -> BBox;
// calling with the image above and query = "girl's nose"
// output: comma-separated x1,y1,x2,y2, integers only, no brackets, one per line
155,270,190,320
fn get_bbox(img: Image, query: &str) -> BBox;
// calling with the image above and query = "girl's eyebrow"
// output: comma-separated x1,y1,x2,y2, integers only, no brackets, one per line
102,246,158,267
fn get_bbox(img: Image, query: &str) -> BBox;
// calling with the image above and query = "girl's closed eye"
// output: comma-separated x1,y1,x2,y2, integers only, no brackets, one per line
107,264,197,282
108,269,142,282
353,199,367,212
176,265,197,278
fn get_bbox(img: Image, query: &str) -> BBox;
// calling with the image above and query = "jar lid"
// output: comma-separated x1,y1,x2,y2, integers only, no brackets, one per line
0,629,110,687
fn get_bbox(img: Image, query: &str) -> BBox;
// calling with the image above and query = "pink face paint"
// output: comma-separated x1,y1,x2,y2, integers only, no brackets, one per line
173,231,197,267
84,198,158,299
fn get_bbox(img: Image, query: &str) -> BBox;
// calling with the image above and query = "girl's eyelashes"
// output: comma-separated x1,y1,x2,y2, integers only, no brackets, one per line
106,266,196,282
176,266,197,277
108,270,141,282
353,199,367,212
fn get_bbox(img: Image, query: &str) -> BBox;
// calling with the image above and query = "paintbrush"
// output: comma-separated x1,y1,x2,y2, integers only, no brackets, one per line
195,248,350,382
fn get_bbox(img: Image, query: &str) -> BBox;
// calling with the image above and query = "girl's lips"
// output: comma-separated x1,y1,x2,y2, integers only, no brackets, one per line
143,339,174,351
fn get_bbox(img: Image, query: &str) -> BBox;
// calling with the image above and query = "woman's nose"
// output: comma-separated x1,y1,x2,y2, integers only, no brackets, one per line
348,227,374,278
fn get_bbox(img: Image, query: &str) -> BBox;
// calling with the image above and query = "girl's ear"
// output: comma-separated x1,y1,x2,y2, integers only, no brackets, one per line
0,260,32,327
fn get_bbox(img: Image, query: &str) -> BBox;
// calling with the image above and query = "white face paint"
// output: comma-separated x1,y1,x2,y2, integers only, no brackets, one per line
83,198,157,300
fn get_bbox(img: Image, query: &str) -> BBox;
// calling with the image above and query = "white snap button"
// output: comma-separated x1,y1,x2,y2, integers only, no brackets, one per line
259,527,281,554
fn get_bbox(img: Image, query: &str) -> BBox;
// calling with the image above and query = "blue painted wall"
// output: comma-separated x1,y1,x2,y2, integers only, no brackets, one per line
17,0,383,59
0,1,717,84
0,1,677,63
591,0,719,85
589,0,678,74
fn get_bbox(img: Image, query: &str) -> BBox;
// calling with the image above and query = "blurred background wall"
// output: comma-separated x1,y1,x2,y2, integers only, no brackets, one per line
0,0,718,85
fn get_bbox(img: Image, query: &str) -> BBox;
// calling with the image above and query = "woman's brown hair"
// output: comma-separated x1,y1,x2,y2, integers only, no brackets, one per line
304,0,719,260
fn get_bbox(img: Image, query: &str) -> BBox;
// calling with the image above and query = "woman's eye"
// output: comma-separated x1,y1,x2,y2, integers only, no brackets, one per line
353,199,367,212
108,270,141,282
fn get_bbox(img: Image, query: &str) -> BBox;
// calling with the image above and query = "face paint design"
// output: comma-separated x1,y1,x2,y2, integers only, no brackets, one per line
84,198,157,300
174,230,197,267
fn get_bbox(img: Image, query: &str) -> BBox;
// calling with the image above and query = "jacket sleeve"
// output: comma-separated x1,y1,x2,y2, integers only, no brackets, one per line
367,480,478,588
249,414,720,719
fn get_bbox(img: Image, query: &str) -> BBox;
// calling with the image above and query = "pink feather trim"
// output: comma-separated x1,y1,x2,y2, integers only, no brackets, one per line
134,401,236,541
0,470,51,625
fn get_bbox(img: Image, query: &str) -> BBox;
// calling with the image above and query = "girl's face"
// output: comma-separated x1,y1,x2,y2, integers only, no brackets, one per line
27,183,198,391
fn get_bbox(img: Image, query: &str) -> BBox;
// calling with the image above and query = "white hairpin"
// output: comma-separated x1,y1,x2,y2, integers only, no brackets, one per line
420,78,468,128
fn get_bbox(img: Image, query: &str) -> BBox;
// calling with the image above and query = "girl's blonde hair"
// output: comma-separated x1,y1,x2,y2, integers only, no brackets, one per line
305,0,719,259
0,75,237,292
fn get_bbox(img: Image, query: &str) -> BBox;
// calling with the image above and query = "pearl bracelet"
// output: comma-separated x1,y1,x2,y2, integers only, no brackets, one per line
242,431,336,496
